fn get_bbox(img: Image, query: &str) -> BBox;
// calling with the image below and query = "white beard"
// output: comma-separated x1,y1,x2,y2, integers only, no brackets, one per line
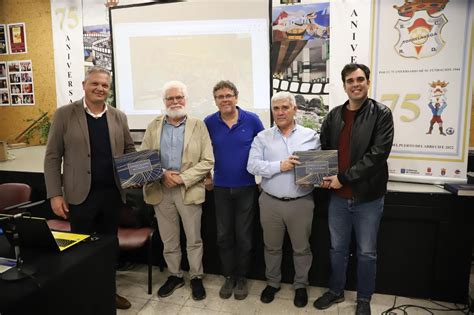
166,106,187,119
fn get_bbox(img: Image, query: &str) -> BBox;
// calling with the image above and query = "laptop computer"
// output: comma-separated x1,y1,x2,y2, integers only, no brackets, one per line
0,214,89,252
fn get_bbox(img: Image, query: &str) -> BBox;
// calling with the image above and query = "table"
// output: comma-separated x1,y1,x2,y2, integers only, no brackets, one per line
0,234,117,315
200,185,474,304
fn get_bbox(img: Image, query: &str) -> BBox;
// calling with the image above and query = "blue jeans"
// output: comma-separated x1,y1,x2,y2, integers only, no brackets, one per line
328,193,384,301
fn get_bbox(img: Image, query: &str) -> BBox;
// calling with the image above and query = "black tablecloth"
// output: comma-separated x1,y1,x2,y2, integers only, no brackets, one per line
0,234,117,315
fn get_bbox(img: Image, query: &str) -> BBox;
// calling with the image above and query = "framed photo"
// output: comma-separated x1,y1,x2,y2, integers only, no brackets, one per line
20,61,32,71
11,94,23,105
8,61,20,73
0,25,7,55
0,61,9,106
0,62,6,78
7,23,27,54
0,91,9,105
10,84,21,94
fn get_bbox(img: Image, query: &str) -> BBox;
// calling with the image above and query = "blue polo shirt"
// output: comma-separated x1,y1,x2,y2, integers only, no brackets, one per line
204,106,264,188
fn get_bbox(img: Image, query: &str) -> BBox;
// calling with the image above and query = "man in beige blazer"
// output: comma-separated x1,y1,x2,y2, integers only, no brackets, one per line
140,80,214,301
44,66,135,310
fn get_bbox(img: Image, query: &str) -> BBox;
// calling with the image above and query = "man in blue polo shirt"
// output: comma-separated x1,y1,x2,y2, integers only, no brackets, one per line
204,80,264,300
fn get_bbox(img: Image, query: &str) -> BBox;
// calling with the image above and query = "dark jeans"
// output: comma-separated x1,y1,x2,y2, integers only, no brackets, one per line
214,185,257,278
69,187,122,237
328,193,384,301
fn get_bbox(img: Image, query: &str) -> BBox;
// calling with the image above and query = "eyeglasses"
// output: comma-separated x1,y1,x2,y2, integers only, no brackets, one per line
215,94,235,101
164,95,185,102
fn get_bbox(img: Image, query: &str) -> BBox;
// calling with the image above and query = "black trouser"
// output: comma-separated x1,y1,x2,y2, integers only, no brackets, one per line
69,187,122,236
214,185,257,278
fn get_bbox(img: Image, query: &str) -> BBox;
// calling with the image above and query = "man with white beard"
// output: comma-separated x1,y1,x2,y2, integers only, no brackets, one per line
140,81,214,301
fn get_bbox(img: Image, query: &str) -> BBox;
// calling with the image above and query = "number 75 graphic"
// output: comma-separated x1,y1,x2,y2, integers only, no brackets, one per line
380,94,421,122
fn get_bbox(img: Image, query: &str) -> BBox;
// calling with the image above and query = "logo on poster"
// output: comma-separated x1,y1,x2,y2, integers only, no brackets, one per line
426,80,448,136
393,0,448,59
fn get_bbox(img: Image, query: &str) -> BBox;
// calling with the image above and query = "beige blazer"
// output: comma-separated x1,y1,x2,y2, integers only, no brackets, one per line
140,115,214,205
44,99,136,204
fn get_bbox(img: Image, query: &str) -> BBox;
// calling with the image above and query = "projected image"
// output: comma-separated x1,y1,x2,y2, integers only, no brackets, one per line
112,14,270,129
129,33,253,118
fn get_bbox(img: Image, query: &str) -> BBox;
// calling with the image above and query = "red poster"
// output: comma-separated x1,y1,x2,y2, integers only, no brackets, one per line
8,23,27,54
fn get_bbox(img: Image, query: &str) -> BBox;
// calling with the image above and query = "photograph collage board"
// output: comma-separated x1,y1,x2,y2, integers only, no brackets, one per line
0,60,35,106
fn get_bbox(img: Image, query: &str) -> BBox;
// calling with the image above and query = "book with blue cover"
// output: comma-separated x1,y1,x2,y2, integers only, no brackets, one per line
293,150,338,186
114,150,163,189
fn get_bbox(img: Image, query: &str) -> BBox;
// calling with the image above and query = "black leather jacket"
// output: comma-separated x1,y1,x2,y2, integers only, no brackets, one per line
320,98,394,202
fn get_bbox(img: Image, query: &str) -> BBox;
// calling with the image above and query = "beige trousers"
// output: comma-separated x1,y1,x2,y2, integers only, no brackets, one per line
154,186,204,278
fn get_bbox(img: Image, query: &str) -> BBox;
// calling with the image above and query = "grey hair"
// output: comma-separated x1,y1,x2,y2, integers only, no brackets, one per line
162,80,188,99
84,66,111,83
271,91,296,108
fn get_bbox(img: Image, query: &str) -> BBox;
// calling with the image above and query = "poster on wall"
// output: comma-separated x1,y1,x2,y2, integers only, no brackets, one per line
7,23,27,54
371,0,473,184
82,0,112,71
272,1,330,132
0,62,9,106
0,25,8,55
82,0,113,106
7,60,35,106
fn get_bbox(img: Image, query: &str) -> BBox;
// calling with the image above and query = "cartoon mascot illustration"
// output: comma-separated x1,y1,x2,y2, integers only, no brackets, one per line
426,80,448,136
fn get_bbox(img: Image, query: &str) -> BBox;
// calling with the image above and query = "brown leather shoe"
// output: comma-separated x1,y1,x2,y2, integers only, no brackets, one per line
116,294,131,310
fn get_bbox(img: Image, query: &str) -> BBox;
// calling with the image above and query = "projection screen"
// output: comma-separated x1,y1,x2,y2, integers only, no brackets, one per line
110,0,271,129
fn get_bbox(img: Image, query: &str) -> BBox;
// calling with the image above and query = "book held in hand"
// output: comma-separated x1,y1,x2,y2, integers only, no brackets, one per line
293,150,338,186
114,150,163,189
443,183,474,196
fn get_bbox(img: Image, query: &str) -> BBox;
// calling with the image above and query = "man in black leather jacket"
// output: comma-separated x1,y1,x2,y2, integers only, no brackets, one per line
313,64,394,315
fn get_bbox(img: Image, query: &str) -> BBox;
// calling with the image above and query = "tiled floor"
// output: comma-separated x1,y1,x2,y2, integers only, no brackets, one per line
116,264,474,315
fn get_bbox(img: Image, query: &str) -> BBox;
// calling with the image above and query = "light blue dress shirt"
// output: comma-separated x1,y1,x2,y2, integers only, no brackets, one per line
247,124,321,198
160,117,186,171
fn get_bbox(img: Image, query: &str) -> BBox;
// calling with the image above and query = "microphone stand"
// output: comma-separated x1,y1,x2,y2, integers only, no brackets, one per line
1,214,36,281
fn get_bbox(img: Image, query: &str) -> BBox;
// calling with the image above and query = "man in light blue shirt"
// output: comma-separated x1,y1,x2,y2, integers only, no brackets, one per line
247,91,320,308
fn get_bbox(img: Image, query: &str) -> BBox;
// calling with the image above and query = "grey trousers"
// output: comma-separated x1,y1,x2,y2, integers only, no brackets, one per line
259,191,314,289
153,186,204,278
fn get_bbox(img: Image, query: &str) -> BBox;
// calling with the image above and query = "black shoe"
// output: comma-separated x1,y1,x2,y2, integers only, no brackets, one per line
234,277,248,300
260,285,280,304
219,276,235,299
356,300,371,315
116,294,131,310
190,278,206,300
293,288,308,308
313,291,345,310
157,276,184,297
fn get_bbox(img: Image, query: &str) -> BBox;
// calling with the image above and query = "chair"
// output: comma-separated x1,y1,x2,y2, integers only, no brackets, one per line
47,202,158,295
0,183,32,212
